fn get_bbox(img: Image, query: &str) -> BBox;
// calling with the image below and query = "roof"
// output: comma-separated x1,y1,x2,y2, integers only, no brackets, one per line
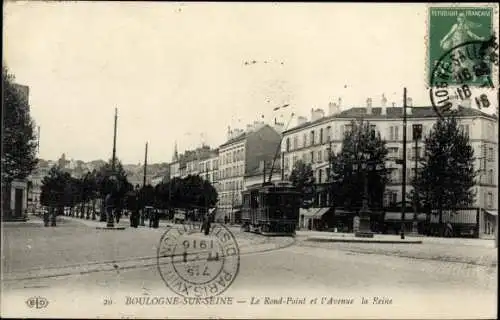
219,131,247,148
283,106,497,135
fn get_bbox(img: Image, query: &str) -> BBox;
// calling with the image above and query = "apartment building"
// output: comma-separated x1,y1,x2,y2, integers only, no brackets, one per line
282,98,498,213
217,122,282,222
199,150,219,186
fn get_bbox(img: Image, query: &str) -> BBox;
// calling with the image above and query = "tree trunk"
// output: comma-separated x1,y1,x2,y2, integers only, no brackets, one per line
86,201,91,219
438,199,443,237
91,198,97,220
80,202,85,218
100,198,106,222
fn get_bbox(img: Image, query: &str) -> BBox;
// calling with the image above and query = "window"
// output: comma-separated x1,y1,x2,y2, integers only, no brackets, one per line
345,124,352,134
487,192,493,208
284,157,289,170
320,128,324,144
303,134,307,148
488,169,494,184
293,136,298,149
388,147,399,159
318,169,323,184
310,131,315,145
310,151,315,163
459,124,470,137
286,138,290,152
318,150,322,163
391,192,398,205
326,168,330,182
488,148,494,161
293,156,298,166
326,126,332,142
411,147,422,160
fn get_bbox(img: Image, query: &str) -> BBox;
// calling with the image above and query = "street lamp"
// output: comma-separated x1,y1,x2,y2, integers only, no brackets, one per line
352,151,383,238
410,124,423,236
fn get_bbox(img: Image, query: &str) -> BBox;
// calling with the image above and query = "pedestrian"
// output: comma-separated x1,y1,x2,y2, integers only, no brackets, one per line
204,215,211,236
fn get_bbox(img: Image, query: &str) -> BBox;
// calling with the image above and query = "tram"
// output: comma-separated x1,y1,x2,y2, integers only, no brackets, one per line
241,181,300,236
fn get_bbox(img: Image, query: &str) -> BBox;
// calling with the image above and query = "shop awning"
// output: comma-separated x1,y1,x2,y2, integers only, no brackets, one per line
300,208,318,218
485,210,498,216
384,212,427,221
334,209,353,216
313,207,330,219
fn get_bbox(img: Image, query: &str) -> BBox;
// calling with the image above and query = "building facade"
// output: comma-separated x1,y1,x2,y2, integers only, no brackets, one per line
282,99,498,213
199,150,219,187
217,123,282,222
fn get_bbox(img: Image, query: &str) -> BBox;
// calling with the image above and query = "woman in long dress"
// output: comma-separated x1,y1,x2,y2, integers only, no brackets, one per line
440,12,485,50
439,13,486,84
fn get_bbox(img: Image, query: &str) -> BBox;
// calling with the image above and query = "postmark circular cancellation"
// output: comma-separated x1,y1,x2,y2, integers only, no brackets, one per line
157,223,240,298
429,37,499,118
429,37,498,117
427,5,499,118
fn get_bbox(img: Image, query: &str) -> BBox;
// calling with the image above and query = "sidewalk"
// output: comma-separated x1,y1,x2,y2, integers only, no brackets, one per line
296,230,496,248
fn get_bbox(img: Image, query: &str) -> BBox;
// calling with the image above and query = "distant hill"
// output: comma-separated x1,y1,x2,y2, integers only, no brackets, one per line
36,157,171,184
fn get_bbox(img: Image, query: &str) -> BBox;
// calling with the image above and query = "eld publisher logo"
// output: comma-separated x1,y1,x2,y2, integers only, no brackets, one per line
26,296,49,309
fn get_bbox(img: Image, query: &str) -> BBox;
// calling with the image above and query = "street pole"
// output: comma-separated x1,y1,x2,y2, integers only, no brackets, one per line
328,140,333,207
401,88,407,239
143,142,148,188
410,124,422,235
37,126,40,153
281,152,285,181
106,108,118,228
141,142,148,227
112,108,117,172
268,112,295,183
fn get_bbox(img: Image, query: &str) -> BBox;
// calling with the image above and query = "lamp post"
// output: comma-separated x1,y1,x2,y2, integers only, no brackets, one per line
141,142,148,227
401,88,407,239
327,139,334,207
410,124,423,236
106,108,118,228
353,152,380,238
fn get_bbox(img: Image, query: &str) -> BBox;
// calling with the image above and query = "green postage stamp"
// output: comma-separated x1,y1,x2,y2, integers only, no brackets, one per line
428,6,495,87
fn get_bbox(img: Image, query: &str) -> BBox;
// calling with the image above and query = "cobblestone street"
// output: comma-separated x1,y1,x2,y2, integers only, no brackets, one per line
2,216,497,318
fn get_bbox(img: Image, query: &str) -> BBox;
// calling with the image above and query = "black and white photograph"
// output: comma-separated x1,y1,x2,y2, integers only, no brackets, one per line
2,2,499,319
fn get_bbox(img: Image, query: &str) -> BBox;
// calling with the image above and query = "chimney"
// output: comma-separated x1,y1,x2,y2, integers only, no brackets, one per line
406,97,413,115
328,102,340,115
273,122,285,133
381,94,387,116
338,97,342,108
366,98,373,115
311,108,325,122
297,116,307,126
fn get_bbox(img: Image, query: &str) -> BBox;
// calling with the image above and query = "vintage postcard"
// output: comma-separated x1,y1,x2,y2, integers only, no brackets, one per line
2,2,499,319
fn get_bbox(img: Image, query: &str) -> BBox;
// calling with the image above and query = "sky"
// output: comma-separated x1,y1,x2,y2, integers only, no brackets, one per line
4,2,499,164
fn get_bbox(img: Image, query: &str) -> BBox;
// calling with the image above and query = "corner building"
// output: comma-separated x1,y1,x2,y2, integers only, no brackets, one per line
217,123,281,223
282,99,498,231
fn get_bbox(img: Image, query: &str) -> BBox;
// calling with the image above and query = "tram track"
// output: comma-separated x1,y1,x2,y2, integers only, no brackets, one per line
3,235,296,282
